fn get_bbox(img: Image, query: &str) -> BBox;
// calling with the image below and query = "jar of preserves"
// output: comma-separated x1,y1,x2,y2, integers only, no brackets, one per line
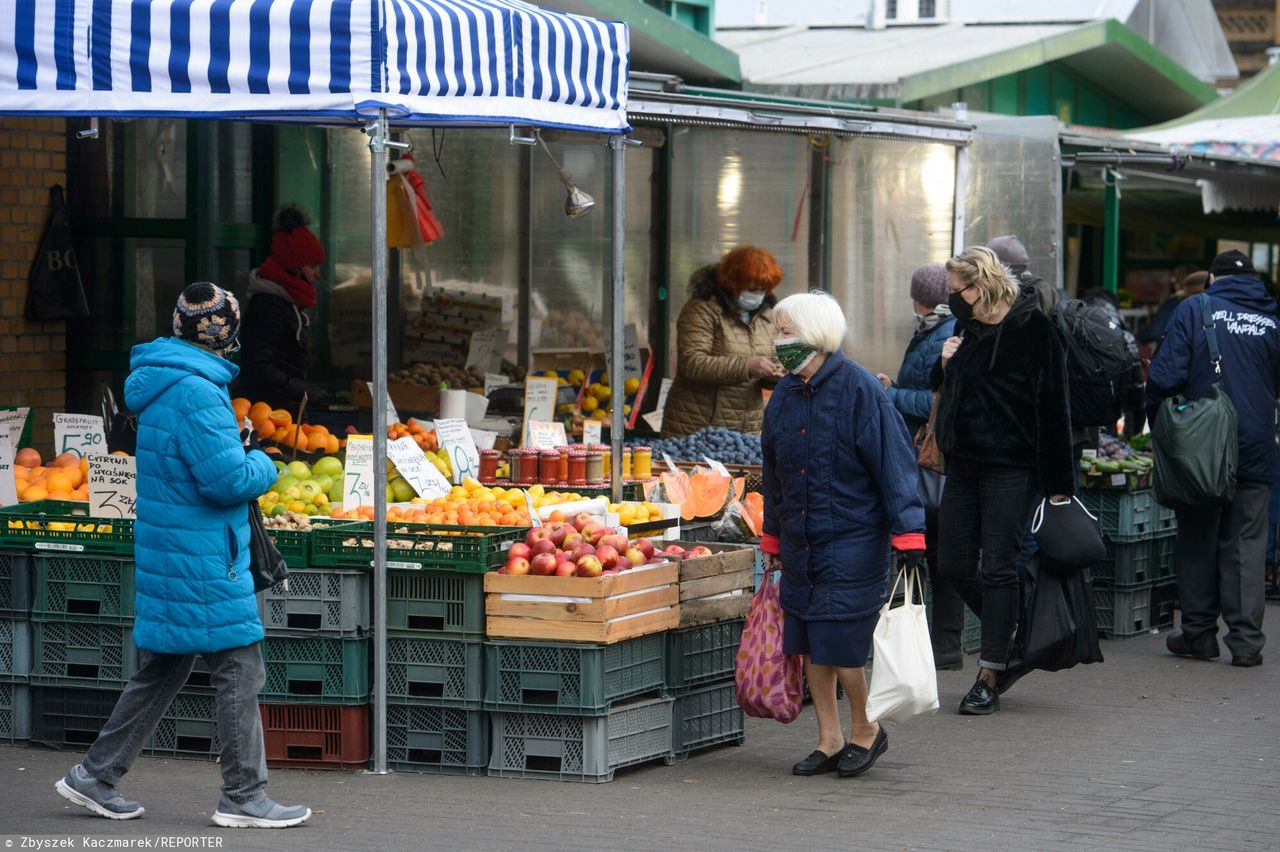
586,450,605,485
622,448,632,480
539,450,561,485
558,447,570,484
516,449,540,485
632,446,653,480
478,450,500,484
568,451,588,487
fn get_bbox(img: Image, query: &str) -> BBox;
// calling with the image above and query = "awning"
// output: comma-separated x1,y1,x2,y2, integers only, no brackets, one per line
0,0,630,132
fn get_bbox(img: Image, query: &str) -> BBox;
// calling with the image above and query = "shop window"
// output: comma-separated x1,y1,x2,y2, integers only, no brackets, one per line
129,121,188,219
134,242,188,341
212,124,256,224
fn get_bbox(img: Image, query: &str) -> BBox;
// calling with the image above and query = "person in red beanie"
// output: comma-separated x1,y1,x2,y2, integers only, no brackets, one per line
237,205,327,412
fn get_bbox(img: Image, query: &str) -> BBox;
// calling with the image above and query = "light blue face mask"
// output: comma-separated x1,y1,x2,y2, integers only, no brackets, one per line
737,291,766,312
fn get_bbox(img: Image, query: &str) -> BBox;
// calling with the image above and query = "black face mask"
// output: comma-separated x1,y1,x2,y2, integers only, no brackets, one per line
948,291,974,326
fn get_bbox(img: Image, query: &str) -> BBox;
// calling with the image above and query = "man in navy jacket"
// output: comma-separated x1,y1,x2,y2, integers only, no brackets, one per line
1147,250,1280,667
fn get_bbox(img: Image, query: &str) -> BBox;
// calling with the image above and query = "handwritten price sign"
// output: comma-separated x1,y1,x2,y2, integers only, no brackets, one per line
0,408,29,449
0,425,17,507
521,377,558,447
434,418,480,485
343,436,376,508
527,420,568,450
387,436,452,500
53,413,106,457
88,454,137,519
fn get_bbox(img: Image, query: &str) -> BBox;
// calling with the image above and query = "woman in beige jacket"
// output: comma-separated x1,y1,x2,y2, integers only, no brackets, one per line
662,246,786,437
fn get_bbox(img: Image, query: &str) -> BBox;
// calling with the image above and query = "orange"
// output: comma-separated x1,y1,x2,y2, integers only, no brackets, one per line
72,486,88,501
46,471,73,494
268,409,293,428
20,484,48,503
51,452,80,468
249,402,271,424
231,397,252,421
15,448,41,468
79,456,90,474
63,467,84,489
253,419,276,440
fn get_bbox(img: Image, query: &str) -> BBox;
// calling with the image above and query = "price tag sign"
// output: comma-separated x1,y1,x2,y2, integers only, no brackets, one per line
604,323,644,382
466,329,507,373
0,408,30,449
582,419,602,445
343,435,376,508
662,452,680,473
435,418,480,485
527,421,568,450
367,382,399,426
523,490,542,527
53,413,107,458
522,377,558,447
703,457,730,477
641,377,674,433
470,428,498,451
484,373,509,396
1081,449,1098,459
88,454,137,519
387,436,451,500
0,425,17,508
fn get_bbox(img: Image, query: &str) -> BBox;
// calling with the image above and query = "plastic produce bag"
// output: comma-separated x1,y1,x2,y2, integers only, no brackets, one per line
735,568,803,723
1000,557,1104,692
866,567,939,723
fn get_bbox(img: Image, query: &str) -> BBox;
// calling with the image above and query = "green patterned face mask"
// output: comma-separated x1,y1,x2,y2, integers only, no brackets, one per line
774,336,818,374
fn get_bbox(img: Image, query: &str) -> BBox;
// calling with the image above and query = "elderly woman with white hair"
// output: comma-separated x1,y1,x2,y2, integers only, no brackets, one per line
760,291,926,779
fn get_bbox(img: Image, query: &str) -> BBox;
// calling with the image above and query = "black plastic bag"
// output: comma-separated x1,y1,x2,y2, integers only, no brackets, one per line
247,501,289,592
26,185,90,321
1000,557,1103,692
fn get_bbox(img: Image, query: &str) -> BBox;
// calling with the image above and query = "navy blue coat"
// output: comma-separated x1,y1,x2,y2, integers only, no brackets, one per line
887,316,955,437
762,351,926,622
1147,275,1280,484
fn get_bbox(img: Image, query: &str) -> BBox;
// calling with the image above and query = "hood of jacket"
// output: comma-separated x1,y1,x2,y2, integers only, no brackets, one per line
689,264,778,319
125,337,239,413
248,265,293,302
1209,273,1278,315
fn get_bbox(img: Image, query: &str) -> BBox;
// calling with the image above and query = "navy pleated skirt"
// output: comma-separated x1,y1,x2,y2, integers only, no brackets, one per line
783,612,878,668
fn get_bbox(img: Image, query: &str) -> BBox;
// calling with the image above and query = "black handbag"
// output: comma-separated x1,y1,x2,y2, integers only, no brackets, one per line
998,557,1104,694
1030,495,1106,569
247,501,289,592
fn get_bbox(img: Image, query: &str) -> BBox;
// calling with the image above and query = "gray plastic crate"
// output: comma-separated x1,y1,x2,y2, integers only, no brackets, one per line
961,607,981,654
488,696,675,782
143,693,220,760
1095,584,1152,639
259,568,370,635
31,555,135,624
1,617,32,678
1093,539,1153,589
665,619,744,694
259,632,370,704
30,620,138,687
31,685,121,749
0,552,33,617
1150,533,1177,583
387,571,484,638
1080,490,1155,542
1154,501,1178,534
0,681,32,742
484,634,666,715
387,634,482,707
1151,582,1177,630
670,681,744,760
386,704,487,775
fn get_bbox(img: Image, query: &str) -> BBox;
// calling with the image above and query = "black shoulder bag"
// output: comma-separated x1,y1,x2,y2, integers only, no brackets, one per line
247,502,289,592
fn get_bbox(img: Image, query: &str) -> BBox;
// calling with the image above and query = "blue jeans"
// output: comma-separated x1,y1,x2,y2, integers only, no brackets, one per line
82,643,269,806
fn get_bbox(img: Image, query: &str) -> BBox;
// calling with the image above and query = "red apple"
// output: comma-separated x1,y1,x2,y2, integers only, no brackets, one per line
596,545,620,569
687,546,714,559
561,532,584,553
635,539,656,560
575,555,603,577
545,522,570,547
507,542,532,561
570,543,597,562
505,557,531,575
526,527,552,548
623,547,645,566
530,538,557,558
615,556,632,571
530,553,558,576
582,523,608,545
571,512,594,532
554,560,578,577
662,544,687,558
600,534,629,553
496,564,509,574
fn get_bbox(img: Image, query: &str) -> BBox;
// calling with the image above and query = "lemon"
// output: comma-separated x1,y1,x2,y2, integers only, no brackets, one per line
582,395,599,413
624,378,641,395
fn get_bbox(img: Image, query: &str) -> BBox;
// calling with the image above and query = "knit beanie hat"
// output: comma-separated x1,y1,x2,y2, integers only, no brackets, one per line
173,282,241,350
270,204,326,270
987,235,1030,275
909,263,950,309
1209,249,1255,277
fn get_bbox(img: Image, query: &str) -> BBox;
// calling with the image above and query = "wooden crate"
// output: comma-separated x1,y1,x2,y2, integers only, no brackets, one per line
351,380,439,416
668,541,754,627
484,562,680,644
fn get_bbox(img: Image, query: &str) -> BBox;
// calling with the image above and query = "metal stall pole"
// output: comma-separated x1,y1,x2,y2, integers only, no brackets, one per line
609,135,627,501
1103,167,1121,293
952,144,969,256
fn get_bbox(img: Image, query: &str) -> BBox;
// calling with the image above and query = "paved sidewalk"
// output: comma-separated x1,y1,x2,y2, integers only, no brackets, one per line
1,611,1278,852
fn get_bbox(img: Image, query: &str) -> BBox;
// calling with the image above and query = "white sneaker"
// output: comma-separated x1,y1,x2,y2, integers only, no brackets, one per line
55,764,145,820
211,796,311,829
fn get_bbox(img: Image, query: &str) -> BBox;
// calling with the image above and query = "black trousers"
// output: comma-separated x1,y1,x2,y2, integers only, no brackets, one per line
938,458,1037,670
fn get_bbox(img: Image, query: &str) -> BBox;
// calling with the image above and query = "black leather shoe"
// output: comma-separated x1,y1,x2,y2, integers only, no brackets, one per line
792,744,845,776
958,677,1000,715
1231,654,1263,668
1167,630,1220,661
837,727,888,778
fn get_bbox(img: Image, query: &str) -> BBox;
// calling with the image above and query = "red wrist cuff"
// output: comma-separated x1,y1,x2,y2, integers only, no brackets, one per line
760,534,781,555
891,532,926,552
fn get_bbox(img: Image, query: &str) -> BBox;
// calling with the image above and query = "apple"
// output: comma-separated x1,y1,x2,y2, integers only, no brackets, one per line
554,560,578,577
600,534,629,554
571,512,595,532
623,547,645,567
507,543,532,562
526,527,553,548
595,545,620,569
545,522,570,547
601,569,619,576
530,538,557,557
635,539,656,560
615,556,632,571
570,543,597,563
647,557,666,565
582,523,608,545
575,555,603,577
505,557,531,576
530,553,558,576
687,546,714,559
561,532,585,552
662,544,687,558
496,564,509,574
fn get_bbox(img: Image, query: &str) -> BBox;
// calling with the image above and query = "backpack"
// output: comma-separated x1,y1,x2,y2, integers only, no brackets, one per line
1055,299,1141,428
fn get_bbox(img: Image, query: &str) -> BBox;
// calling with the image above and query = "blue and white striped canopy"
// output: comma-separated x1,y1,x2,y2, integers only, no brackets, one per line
0,0,629,132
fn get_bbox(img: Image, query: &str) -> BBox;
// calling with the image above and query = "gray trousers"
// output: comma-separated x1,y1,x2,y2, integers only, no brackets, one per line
1174,482,1269,657
82,642,269,807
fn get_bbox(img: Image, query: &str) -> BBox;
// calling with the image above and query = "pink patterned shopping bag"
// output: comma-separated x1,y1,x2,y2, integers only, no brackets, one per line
735,569,803,723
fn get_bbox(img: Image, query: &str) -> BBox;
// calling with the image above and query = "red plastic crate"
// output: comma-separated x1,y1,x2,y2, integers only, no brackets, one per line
260,703,370,770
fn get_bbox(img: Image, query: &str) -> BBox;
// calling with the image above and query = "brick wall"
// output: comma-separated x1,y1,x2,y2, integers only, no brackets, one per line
0,116,68,454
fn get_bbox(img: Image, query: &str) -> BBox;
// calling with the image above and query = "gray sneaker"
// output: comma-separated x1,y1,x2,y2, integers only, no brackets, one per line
54,764,144,820
212,796,311,829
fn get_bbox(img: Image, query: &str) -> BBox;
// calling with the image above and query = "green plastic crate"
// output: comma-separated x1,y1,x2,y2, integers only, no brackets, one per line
387,633,482,707
670,681,744,761
266,528,311,569
1093,539,1153,589
387,571,484,637
31,685,120,748
484,634,666,715
1151,582,1177,630
0,552,33,617
259,632,370,704
1080,490,1155,542
1150,533,1178,583
30,620,138,687
664,619,744,694
1,617,32,678
1095,584,1152,639
311,521,528,573
488,696,675,782
387,704,487,775
31,555,135,624
0,501,133,555
143,693,220,760
0,681,32,742
961,607,981,655
259,568,370,635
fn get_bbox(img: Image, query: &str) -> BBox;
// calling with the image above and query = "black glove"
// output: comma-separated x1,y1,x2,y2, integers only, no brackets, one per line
303,384,328,406
898,549,926,574
241,428,263,452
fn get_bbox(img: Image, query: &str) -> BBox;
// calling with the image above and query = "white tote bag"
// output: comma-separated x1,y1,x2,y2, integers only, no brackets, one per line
866,567,940,723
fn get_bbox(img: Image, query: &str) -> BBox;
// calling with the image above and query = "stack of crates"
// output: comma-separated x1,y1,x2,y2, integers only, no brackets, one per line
664,618,745,762
1,551,32,743
1081,490,1164,639
484,634,674,782
1149,502,1179,630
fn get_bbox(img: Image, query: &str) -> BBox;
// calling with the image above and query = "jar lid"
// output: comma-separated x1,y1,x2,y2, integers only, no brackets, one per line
632,445,651,452
480,449,500,457
539,449,559,457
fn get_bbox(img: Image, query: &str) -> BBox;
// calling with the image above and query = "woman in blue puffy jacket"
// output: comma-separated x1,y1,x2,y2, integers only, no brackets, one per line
761,291,926,779
875,263,967,670
55,283,312,830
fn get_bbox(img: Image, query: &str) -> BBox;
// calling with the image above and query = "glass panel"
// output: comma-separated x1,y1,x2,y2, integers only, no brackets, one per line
212,124,255,224
325,128,375,370
216,248,253,300
134,242,187,341
67,122,123,219
70,236,127,351
829,138,956,376
128,121,187,219
665,127,811,369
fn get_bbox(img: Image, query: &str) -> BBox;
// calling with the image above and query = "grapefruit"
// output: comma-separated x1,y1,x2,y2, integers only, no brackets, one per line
15,448,40,468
